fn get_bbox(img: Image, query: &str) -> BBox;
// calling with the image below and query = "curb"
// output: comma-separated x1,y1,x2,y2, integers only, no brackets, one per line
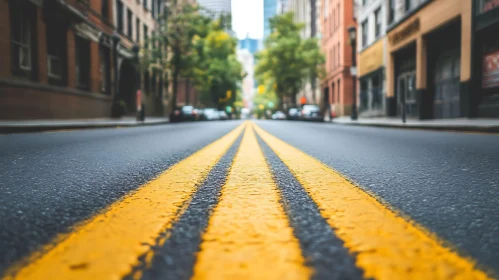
330,121,499,133
0,121,170,134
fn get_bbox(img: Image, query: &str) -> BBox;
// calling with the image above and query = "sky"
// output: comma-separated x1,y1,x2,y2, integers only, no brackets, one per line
231,0,263,39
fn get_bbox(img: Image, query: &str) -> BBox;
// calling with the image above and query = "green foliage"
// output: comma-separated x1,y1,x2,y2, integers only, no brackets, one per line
255,12,325,109
142,2,243,111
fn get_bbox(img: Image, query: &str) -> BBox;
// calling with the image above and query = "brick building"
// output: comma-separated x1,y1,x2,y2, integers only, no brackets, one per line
0,0,117,120
321,0,357,117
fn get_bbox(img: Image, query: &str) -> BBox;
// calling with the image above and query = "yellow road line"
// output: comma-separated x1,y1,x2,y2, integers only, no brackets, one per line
4,124,246,280
253,123,490,280
193,126,311,280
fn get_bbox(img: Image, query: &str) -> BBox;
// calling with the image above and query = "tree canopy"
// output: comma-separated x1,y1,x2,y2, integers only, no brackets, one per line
141,1,244,111
255,12,325,110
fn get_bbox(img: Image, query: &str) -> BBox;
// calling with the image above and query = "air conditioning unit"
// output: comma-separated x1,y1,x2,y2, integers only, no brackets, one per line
47,55,63,79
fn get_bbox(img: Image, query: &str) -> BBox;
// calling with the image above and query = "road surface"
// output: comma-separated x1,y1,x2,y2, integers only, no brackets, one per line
0,120,497,279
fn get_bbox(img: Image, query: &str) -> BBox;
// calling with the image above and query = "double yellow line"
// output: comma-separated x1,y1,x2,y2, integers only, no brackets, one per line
4,122,490,280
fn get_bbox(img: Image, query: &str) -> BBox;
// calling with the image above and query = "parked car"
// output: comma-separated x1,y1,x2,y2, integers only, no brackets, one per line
272,111,286,120
218,111,229,120
287,108,302,120
301,105,323,122
202,108,220,121
170,106,196,122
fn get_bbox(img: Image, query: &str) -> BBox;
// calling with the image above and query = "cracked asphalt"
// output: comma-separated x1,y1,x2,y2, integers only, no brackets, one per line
0,120,498,279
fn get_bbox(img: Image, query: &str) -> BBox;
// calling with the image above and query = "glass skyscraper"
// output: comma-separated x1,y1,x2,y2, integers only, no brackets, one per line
263,0,277,38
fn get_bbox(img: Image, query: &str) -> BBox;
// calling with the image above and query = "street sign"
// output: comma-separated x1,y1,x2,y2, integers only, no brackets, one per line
350,66,357,76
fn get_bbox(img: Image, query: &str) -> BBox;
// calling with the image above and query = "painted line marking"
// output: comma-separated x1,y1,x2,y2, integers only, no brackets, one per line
253,123,491,280
192,125,311,280
3,123,245,280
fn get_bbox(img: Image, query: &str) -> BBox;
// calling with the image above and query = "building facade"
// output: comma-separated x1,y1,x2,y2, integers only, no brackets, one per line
264,0,278,37
0,0,171,120
237,48,255,109
238,35,260,55
385,0,474,119
1,0,117,120
287,0,322,106
356,0,387,117
197,0,231,16
321,0,357,117
114,0,167,117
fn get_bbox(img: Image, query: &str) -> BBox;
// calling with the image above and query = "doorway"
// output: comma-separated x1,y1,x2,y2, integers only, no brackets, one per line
397,72,417,117
433,50,461,118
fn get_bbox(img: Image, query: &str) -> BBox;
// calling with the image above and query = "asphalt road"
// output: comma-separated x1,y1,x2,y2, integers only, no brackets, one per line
0,120,498,279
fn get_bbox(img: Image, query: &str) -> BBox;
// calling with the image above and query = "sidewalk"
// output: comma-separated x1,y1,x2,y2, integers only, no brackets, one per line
330,116,499,133
0,117,169,133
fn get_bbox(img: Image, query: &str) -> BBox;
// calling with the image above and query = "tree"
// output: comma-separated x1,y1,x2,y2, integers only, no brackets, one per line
190,17,244,110
142,4,243,112
255,12,325,110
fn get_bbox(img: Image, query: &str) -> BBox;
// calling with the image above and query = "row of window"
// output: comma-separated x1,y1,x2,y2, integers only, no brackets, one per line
116,0,161,42
323,0,340,38
328,42,341,71
361,7,381,48
10,2,111,94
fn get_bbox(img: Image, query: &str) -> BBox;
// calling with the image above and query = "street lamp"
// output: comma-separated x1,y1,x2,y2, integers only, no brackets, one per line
347,25,358,121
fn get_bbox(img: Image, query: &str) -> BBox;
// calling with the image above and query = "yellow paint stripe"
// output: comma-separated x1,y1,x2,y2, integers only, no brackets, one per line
4,123,246,280
253,123,490,280
193,126,311,280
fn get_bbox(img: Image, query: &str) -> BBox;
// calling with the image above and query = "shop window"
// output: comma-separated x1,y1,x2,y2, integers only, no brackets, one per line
127,9,133,38
75,36,91,90
360,80,368,111
362,20,368,47
46,22,67,85
99,46,111,94
372,75,382,109
375,8,381,38
101,0,109,19
117,0,124,33
10,1,36,79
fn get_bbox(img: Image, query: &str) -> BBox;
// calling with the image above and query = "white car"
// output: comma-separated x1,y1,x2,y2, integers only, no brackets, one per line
272,111,286,120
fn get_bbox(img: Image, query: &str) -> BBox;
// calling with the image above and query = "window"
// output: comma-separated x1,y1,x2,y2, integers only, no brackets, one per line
336,3,339,29
152,0,156,18
75,36,91,89
405,0,411,11
143,0,148,10
330,9,334,36
388,0,395,23
136,19,141,42
99,46,111,94
46,21,66,85
362,20,368,47
333,46,336,69
117,0,124,33
127,9,133,37
374,8,381,37
337,42,340,67
324,0,329,18
144,25,149,48
362,0,367,5
101,0,109,19
10,1,35,77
